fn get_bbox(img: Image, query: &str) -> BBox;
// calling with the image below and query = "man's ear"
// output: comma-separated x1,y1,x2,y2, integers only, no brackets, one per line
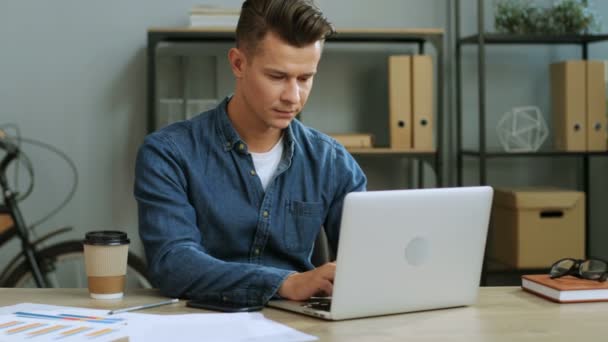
228,47,247,78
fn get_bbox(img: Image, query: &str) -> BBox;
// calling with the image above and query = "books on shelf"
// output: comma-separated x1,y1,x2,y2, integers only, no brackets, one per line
189,5,240,28
522,274,608,303
329,133,374,148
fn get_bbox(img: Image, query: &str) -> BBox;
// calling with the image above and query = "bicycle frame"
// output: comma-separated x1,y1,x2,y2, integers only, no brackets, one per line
0,221,74,284
0,139,48,287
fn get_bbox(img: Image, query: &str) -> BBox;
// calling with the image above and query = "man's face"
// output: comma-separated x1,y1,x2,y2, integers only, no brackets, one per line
234,31,322,130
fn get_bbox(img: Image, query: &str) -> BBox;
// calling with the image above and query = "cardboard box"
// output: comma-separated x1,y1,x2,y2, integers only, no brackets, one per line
489,188,585,269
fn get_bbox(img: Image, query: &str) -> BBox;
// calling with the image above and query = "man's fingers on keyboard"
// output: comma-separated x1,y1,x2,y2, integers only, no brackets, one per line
318,279,333,296
318,263,336,280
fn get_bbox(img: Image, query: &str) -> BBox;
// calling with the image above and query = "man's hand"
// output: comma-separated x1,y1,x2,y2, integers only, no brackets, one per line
278,262,336,301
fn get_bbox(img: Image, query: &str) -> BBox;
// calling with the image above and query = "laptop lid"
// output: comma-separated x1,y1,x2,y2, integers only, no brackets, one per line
329,186,493,320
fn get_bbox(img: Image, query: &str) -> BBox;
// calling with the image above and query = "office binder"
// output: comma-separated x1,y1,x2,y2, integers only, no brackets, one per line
550,61,586,151
388,55,412,150
330,133,374,148
411,55,434,151
586,61,607,151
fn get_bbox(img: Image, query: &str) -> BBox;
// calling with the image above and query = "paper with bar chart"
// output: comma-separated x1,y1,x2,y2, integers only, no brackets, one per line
0,302,318,341
0,305,127,342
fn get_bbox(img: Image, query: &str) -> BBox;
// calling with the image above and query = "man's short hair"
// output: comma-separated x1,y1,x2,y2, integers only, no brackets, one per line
236,0,335,56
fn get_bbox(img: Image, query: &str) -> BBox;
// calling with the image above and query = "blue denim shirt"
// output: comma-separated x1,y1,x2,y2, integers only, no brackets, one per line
135,97,366,306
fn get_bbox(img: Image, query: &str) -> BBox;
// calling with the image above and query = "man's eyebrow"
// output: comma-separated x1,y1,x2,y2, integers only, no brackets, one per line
263,68,317,76
300,71,317,77
263,68,286,75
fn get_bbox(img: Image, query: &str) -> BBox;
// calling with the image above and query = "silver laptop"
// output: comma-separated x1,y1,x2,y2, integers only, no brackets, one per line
268,186,493,320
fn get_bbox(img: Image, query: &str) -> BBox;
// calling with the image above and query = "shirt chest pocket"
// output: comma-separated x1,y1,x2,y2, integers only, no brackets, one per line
283,200,323,253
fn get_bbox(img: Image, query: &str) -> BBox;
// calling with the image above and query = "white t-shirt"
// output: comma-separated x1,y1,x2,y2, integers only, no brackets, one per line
250,137,284,191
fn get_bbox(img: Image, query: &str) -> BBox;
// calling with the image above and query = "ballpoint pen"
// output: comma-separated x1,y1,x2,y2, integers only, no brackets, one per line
108,298,179,315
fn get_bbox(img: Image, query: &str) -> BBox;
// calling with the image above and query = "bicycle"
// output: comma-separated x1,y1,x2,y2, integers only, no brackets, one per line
0,130,151,288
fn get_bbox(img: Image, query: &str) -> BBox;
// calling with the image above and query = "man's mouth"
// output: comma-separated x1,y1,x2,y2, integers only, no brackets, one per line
274,109,297,115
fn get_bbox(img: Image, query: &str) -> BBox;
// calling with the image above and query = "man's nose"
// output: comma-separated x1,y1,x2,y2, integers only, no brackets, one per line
281,78,301,104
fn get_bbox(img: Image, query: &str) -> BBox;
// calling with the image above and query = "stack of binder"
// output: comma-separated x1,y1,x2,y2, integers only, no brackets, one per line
388,55,434,151
550,60,607,151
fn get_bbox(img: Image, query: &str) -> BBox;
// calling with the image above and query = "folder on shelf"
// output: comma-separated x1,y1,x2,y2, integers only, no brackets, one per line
585,61,607,151
330,133,374,148
411,55,434,151
550,61,586,151
388,55,412,150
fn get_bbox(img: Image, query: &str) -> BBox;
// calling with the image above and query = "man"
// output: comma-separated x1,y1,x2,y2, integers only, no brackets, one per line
135,0,366,307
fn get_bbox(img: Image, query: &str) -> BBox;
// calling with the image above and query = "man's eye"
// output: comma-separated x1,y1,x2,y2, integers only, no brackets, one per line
269,74,283,80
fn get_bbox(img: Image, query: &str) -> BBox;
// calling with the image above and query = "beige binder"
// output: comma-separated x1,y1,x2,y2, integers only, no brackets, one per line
411,55,434,151
550,61,586,151
330,133,374,148
586,61,607,151
388,55,412,149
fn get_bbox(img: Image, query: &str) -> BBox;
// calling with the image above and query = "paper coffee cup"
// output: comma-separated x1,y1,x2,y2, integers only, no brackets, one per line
83,231,130,299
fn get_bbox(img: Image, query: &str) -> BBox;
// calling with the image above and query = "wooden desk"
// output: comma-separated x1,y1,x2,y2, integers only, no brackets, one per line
1,287,607,341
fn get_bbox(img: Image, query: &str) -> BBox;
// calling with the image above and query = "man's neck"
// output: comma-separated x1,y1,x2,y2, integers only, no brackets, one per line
227,95,283,153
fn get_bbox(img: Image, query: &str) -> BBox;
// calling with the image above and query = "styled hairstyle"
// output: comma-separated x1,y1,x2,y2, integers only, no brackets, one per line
236,0,335,56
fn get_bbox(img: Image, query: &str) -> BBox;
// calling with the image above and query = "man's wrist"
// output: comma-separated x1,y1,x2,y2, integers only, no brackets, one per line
277,271,298,298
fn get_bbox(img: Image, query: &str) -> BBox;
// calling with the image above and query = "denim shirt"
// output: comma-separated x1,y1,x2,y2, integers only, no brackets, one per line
134,97,367,306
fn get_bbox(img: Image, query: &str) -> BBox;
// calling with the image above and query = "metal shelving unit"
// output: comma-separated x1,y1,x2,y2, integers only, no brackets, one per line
455,0,608,285
147,27,446,187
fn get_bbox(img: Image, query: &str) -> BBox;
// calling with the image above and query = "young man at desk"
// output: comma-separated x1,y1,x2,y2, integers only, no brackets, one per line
135,0,366,307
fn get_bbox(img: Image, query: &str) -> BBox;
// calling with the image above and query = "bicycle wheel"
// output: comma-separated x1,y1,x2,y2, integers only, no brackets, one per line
3,240,152,288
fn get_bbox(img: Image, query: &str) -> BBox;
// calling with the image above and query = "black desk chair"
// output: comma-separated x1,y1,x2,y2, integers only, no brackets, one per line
311,228,334,267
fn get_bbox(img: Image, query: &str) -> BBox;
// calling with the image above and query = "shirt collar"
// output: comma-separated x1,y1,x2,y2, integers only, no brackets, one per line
216,96,243,152
215,95,295,160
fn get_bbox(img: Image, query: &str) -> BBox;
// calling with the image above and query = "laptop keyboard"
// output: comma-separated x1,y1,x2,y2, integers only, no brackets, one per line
302,297,332,311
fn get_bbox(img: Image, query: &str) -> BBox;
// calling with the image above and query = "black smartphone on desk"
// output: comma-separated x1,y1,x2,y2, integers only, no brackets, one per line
186,299,264,313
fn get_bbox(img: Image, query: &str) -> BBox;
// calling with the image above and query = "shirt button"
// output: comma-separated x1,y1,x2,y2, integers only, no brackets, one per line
255,248,260,255
263,210,269,218
225,142,231,148
238,143,245,151
222,296,228,301
250,170,256,176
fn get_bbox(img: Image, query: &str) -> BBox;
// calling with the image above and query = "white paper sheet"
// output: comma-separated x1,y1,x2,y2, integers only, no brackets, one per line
0,303,317,342
123,312,316,342
0,304,129,342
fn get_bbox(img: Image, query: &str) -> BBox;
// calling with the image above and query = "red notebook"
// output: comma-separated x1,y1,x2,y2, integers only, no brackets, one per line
522,274,608,303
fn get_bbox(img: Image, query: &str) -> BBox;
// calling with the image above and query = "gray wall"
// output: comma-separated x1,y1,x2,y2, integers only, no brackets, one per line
0,0,606,266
